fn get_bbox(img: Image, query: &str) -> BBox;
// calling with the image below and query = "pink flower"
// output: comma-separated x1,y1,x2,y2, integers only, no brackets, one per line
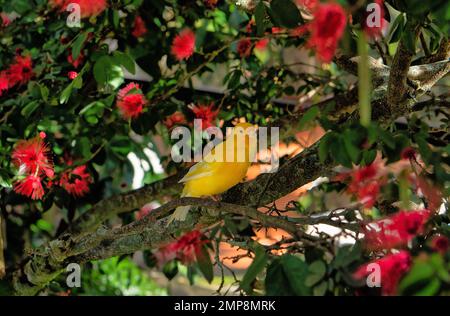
135,203,157,220
14,175,45,200
171,29,196,61
362,210,431,251
132,16,148,38
116,82,148,119
353,251,411,296
1,12,11,27
190,103,219,130
307,3,347,63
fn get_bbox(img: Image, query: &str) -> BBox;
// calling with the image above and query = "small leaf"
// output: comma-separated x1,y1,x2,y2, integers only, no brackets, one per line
72,32,88,61
21,101,39,118
270,0,303,28
196,245,213,284
113,51,136,74
240,246,268,294
298,106,319,131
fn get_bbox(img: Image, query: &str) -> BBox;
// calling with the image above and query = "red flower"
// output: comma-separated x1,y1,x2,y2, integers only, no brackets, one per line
14,175,45,200
12,137,54,178
347,163,383,208
132,16,148,38
51,0,107,18
158,230,208,265
6,55,34,87
353,251,411,296
59,165,92,197
430,235,449,255
171,29,196,61
0,72,8,96
39,131,47,139
254,38,269,51
307,3,347,63
401,147,416,160
68,71,78,80
237,38,252,57
164,111,187,129
116,82,148,119
363,210,430,251
190,103,219,130
297,0,318,11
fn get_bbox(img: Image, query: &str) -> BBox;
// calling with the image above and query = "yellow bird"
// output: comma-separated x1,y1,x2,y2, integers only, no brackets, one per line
168,122,257,223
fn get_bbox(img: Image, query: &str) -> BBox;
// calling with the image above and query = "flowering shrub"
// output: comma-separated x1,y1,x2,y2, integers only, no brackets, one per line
0,0,449,297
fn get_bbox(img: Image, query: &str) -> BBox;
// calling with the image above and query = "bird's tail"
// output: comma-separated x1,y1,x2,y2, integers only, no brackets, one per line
167,192,191,225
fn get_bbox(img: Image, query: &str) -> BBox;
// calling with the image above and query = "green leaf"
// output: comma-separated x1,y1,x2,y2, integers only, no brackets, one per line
240,246,268,294
313,281,328,296
21,101,39,118
305,260,327,287
196,245,213,284
72,32,88,61
162,261,178,280
388,14,406,43
255,1,267,36
318,133,332,163
113,51,136,74
298,106,319,131
265,255,310,295
270,0,302,28
59,84,73,104
93,56,112,85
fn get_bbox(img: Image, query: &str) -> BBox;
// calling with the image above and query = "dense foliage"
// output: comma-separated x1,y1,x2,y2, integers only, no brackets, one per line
0,0,449,296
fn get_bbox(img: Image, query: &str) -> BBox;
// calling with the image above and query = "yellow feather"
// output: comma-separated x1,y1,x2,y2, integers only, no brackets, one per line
168,123,257,223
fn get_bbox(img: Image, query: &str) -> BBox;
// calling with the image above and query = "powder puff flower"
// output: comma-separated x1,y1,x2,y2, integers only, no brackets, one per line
116,82,148,119
51,0,107,18
353,251,411,296
6,55,34,87
362,210,431,251
171,29,196,61
0,72,8,96
157,230,208,265
307,3,347,63
59,165,92,197
164,111,187,129
14,175,45,200
190,103,219,130
430,235,449,255
12,137,54,178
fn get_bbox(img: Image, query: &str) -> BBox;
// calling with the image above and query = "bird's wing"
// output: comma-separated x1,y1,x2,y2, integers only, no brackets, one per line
179,161,213,183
